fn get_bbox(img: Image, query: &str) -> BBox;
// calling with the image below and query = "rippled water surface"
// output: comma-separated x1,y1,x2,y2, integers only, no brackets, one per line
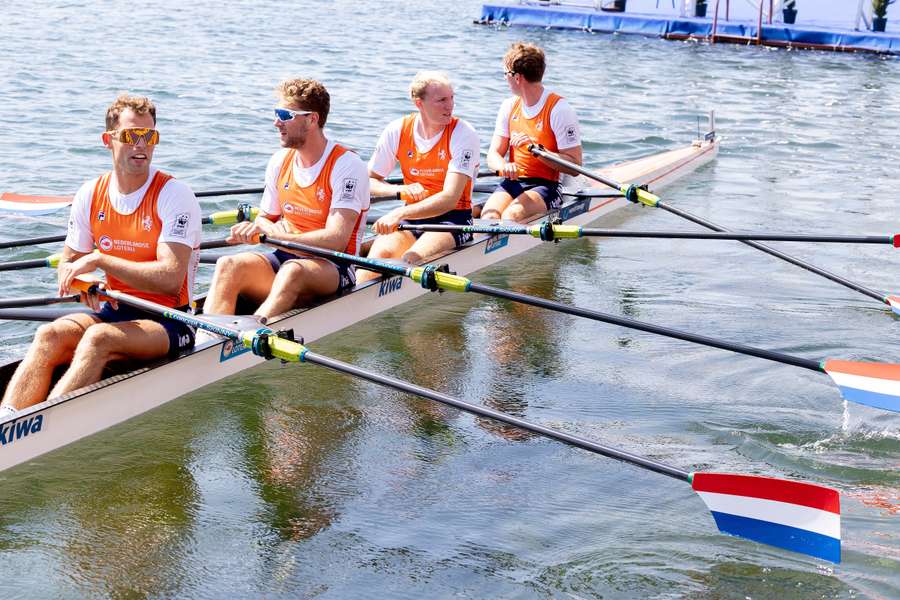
1,1,899,598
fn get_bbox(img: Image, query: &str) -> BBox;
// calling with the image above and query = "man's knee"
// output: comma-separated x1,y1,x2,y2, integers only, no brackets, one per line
73,324,118,361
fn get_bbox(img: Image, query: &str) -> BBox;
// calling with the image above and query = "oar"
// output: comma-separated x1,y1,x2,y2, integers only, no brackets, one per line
0,294,81,309
0,170,502,216
0,238,232,272
527,144,900,315
260,236,900,414
67,278,842,564
397,223,900,246
0,206,259,251
0,306,92,321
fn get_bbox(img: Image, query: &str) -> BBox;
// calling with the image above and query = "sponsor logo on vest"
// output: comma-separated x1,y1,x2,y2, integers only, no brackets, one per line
485,234,509,254
410,167,420,176
98,210,106,221
535,120,544,132
378,276,403,297
99,235,113,251
559,199,589,221
0,414,43,447
284,204,294,214
407,150,414,158
283,181,290,190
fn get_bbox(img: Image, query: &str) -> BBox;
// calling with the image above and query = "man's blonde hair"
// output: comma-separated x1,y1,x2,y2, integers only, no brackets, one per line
105,94,156,130
409,71,453,101
276,78,330,128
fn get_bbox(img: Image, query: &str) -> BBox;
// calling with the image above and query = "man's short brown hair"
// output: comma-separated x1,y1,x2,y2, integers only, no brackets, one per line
504,42,546,83
277,78,330,128
105,94,156,130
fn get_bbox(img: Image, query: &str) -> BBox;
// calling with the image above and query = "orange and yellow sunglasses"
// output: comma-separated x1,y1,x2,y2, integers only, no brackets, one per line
105,128,160,145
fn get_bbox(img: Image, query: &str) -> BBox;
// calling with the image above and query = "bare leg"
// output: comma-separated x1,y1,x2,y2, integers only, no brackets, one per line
255,257,341,319
204,253,276,315
49,320,171,398
500,190,548,223
402,231,457,265
1,314,97,410
357,231,417,283
479,190,513,221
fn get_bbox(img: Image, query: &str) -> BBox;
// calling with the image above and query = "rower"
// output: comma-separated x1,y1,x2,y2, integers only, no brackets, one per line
203,78,370,319
481,42,584,223
357,71,480,283
0,94,201,415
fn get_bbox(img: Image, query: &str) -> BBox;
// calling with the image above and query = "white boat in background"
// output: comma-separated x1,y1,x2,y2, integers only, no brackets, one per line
0,121,719,473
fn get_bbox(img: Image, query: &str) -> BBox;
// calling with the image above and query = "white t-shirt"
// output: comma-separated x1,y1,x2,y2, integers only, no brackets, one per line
66,168,202,253
260,141,370,217
368,115,481,180
493,88,581,150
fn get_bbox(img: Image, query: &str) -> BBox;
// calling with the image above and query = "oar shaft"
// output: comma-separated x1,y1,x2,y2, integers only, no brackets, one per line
467,281,823,372
303,349,690,481
0,234,66,250
655,202,887,302
0,294,80,309
0,257,52,272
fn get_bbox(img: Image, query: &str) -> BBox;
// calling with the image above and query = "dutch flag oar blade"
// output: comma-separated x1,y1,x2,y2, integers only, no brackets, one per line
884,295,900,316
822,360,900,413
0,193,72,216
692,473,841,563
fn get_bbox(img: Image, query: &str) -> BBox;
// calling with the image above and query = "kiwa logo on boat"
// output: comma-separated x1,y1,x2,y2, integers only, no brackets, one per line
0,414,43,447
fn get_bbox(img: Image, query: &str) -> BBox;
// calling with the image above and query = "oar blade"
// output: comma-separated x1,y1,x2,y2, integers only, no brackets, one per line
823,359,900,413
692,473,841,563
885,295,900,316
0,193,72,215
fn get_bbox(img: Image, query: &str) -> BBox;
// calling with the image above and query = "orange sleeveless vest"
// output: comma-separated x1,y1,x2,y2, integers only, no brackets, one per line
396,114,472,211
90,171,190,308
275,145,364,255
508,93,562,182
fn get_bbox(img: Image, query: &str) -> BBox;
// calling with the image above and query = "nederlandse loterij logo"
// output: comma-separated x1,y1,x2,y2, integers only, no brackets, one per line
99,235,114,251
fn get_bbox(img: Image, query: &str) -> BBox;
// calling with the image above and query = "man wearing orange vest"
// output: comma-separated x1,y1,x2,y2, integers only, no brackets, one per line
482,42,583,223
0,94,201,416
203,79,369,319
358,72,481,282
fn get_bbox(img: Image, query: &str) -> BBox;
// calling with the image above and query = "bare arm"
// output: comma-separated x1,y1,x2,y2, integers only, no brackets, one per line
535,144,583,177
275,207,362,253
487,134,514,178
369,171,427,203
388,172,468,222
58,242,193,298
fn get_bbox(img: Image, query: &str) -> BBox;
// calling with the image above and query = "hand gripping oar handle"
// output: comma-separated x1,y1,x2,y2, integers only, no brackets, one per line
527,144,661,207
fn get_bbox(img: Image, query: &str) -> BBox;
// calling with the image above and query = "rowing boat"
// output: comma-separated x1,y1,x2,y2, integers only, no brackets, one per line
0,123,719,473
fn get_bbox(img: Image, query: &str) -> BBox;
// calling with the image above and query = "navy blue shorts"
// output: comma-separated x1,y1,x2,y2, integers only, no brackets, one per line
402,209,474,247
265,249,356,291
497,177,562,212
96,302,195,357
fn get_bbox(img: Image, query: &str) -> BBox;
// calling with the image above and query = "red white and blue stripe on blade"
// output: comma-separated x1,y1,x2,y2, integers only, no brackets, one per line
692,473,841,563
823,359,900,413
885,295,900,316
0,193,72,216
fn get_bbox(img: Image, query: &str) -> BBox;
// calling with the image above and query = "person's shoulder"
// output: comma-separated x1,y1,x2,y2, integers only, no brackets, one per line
160,176,197,200
499,96,517,111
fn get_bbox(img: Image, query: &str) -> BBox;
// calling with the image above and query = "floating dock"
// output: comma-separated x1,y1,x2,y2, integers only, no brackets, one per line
478,2,900,56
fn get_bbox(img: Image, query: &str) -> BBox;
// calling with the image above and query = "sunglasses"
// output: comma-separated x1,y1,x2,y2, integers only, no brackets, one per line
504,70,517,77
274,107,313,122
106,128,160,145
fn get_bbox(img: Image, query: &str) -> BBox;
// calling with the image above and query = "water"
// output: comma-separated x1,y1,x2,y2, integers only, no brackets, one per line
1,1,899,597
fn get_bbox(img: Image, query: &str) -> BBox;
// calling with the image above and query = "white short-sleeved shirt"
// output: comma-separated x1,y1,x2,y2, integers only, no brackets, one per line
368,115,481,180
66,168,202,254
260,141,370,218
493,88,581,150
